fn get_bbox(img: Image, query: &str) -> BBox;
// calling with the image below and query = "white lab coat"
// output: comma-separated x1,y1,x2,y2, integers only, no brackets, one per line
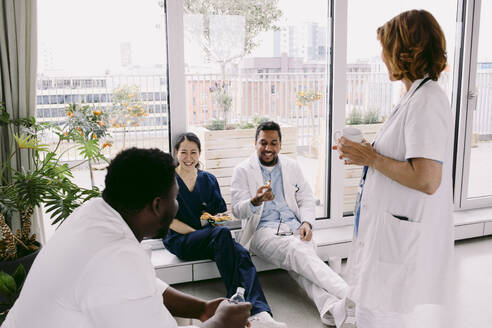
3,198,187,328
346,77,454,314
231,154,316,248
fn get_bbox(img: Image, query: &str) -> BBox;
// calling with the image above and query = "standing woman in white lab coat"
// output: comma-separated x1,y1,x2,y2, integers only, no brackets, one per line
334,10,454,328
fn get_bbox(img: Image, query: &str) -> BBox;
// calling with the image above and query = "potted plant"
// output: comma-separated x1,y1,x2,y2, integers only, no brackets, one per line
208,82,233,130
110,85,147,150
0,104,107,319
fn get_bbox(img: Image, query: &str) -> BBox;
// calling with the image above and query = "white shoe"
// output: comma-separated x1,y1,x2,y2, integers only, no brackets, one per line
339,298,357,328
323,298,357,328
249,311,288,328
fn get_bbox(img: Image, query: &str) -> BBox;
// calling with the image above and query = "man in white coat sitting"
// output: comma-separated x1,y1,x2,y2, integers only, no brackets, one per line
231,121,351,327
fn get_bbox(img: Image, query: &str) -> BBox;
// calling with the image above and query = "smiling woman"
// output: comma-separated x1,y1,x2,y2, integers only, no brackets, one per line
158,132,286,327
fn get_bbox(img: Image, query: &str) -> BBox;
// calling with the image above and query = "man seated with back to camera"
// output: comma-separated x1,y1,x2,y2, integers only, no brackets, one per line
3,148,250,328
231,121,352,328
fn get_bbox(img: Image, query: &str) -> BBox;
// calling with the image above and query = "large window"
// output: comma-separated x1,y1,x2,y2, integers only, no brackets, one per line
338,0,460,216
467,0,492,200
456,0,492,209
182,0,331,219
37,0,170,237
35,0,492,240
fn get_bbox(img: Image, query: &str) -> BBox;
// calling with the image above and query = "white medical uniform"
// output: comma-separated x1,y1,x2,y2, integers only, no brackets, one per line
232,154,349,325
346,77,454,326
3,198,193,328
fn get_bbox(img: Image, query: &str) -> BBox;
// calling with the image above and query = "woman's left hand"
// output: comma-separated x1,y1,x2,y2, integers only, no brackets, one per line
333,137,379,167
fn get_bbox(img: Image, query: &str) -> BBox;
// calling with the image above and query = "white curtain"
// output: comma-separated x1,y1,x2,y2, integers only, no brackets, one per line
0,0,44,243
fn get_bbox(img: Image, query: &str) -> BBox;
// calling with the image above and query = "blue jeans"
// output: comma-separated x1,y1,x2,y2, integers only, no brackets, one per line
164,226,271,316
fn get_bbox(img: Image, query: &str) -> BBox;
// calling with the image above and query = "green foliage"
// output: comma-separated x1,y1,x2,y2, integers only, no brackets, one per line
13,134,48,152
209,83,233,128
238,122,255,129
238,116,270,129
0,265,26,320
45,187,100,226
184,0,282,56
362,108,382,124
296,91,322,108
206,119,227,131
110,85,147,129
65,103,110,141
0,105,104,262
210,87,233,114
346,107,382,125
346,107,363,125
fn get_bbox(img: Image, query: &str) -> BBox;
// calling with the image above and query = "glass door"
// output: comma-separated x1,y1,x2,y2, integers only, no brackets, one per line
331,0,461,220
457,0,492,209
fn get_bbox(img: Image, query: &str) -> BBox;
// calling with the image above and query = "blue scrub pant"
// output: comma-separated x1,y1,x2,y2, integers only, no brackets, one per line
164,226,271,316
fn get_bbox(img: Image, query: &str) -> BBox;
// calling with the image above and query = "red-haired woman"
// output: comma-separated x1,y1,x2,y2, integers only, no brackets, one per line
334,10,453,327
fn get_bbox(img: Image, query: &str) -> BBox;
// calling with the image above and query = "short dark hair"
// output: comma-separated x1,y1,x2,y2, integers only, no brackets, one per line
174,132,201,154
255,121,282,141
102,148,176,215
377,9,447,81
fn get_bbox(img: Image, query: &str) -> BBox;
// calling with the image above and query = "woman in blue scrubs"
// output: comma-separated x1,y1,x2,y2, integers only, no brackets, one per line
161,132,285,328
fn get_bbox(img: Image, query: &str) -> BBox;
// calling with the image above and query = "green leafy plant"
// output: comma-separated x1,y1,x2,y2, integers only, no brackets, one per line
65,103,112,188
110,85,147,149
0,104,104,262
346,107,363,125
0,264,25,321
209,83,233,129
206,119,227,131
238,116,270,129
362,108,382,124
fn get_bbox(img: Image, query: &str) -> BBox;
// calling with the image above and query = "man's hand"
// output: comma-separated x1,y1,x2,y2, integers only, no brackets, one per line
299,222,312,241
202,300,252,328
199,298,226,322
251,185,274,207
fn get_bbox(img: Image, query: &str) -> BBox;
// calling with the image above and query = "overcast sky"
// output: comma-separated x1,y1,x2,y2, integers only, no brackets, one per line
38,0,491,75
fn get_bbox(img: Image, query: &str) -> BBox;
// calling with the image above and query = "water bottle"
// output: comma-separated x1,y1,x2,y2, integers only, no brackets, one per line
229,287,245,303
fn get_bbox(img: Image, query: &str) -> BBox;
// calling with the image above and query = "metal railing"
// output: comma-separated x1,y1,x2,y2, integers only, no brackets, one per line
35,69,490,161
36,74,170,161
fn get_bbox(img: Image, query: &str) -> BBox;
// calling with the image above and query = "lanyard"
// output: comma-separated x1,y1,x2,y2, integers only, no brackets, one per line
361,76,431,181
354,77,431,237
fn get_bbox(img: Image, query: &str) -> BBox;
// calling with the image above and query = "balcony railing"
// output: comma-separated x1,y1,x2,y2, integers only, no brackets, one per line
35,69,491,162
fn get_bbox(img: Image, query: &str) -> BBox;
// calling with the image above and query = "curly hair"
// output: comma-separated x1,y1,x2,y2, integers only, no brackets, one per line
377,9,447,81
102,147,176,215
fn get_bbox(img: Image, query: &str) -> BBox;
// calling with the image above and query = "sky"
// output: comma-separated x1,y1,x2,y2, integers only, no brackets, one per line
37,0,491,75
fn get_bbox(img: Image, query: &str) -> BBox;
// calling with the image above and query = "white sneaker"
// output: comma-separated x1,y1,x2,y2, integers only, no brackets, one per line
342,298,356,328
249,311,288,328
324,298,357,328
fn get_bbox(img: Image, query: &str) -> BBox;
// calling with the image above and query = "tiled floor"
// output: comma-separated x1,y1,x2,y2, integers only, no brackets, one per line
174,236,492,328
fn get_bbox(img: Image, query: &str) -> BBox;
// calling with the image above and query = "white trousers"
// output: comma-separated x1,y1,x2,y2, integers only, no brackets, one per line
250,227,349,323
356,306,405,328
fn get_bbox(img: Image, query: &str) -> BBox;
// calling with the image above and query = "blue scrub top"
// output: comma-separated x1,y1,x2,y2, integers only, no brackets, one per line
167,170,227,236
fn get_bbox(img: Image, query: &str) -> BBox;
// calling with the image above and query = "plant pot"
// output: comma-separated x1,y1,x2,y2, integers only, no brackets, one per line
0,243,41,314
0,243,41,275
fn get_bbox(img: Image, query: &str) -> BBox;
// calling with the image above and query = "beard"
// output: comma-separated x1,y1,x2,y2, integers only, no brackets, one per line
259,154,278,166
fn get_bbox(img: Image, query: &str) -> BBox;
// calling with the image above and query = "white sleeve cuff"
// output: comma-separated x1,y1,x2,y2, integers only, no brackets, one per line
155,278,169,295
249,201,260,214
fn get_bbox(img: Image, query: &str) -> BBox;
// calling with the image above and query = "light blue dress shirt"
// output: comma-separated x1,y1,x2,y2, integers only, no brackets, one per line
249,163,300,232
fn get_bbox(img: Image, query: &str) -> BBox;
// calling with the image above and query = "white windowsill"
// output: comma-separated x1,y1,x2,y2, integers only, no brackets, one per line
148,209,492,285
